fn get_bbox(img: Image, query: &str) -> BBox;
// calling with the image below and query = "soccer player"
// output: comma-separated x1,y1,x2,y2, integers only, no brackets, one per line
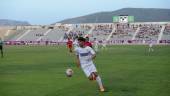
93,38,99,52
73,36,79,49
67,38,73,53
74,37,105,92
0,37,4,58
148,38,154,52
101,39,107,50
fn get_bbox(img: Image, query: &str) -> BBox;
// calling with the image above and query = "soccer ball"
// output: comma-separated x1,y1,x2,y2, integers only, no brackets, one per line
66,68,73,77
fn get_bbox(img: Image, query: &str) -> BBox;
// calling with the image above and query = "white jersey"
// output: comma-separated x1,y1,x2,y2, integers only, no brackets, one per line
148,40,153,47
93,40,99,52
75,46,95,68
93,40,99,47
73,39,79,49
102,40,107,46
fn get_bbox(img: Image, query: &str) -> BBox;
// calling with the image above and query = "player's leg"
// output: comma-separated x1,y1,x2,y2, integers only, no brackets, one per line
88,74,94,80
69,48,72,53
0,49,2,58
82,65,105,92
89,72,105,92
0,46,3,58
104,44,107,50
151,46,154,52
101,44,106,50
149,46,151,52
97,76,105,92
88,72,97,80
69,45,73,53
1,49,3,58
88,64,105,92
149,44,154,52
67,45,72,53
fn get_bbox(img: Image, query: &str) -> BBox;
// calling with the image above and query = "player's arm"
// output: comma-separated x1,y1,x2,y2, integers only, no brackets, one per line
76,55,80,67
74,48,80,67
91,54,96,60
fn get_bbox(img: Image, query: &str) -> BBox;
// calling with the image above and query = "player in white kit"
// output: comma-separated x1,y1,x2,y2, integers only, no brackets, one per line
73,36,79,49
74,37,105,92
93,38,99,52
148,39,154,52
101,39,107,50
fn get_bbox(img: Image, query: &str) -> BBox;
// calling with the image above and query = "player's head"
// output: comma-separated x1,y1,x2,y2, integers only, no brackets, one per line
85,37,89,42
68,37,72,41
75,36,78,39
78,37,85,47
74,36,78,41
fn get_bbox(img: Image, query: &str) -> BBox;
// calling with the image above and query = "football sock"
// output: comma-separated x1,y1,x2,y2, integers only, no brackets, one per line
96,76,104,89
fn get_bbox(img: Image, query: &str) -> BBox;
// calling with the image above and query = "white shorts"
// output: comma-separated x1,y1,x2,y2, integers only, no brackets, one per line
81,64,97,77
94,46,98,52
149,44,153,47
102,44,106,47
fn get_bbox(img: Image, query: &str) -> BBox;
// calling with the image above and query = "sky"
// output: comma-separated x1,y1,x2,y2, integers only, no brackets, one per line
0,0,170,25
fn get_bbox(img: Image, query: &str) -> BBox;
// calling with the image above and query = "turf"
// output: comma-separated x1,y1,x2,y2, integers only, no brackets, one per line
0,45,170,96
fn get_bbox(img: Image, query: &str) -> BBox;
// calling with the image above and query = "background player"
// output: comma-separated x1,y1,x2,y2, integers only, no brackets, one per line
93,38,99,52
0,37,4,58
67,38,73,53
73,36,79,49
101,39,107,50
148,38,154,52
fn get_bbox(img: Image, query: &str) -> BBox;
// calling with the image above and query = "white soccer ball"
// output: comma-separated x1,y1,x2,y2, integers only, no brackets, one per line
66,68,73,77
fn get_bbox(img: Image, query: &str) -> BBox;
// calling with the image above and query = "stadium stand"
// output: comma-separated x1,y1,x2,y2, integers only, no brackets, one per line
0,22,170,45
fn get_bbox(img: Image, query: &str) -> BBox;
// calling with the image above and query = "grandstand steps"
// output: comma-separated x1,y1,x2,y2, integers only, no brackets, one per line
67,27,73,33
0,29,17,40
64,26,74,39
87,25,95,35
8,30,26,41
36,29,52,41
2,23,170,44
21,29,50,41
157,25,165,44
5,30,11,36
16,30,31,41
43,29,65,41
162,27,170,40
0,29,8,39
4,30,18,41
132,27,140,40
92,31,110,41
106,26,115,41
8,28,66,42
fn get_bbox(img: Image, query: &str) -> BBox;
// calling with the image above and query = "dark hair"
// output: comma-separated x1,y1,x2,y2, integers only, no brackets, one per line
75,36,79,39
78,37,86,42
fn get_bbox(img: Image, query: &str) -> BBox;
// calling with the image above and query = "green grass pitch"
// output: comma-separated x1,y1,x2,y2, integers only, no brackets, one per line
0,45,170,96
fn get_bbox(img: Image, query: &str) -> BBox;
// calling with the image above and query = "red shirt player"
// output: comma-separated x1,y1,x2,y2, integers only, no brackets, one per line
67,38,73,52
84,37,92,48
